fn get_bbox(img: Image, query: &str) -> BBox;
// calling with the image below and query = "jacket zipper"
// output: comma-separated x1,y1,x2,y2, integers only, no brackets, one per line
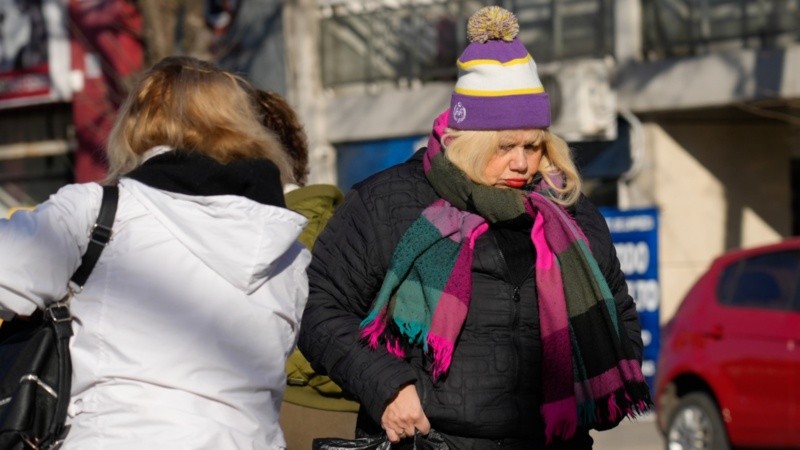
490,233,530,390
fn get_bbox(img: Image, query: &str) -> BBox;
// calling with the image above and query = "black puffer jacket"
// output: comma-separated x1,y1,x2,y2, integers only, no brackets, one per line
298,150,642,447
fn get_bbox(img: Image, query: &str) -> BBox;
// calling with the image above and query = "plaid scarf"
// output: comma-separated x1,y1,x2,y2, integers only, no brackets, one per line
360,111,652,443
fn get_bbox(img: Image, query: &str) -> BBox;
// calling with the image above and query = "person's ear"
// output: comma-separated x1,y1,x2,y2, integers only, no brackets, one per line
441,134,453,148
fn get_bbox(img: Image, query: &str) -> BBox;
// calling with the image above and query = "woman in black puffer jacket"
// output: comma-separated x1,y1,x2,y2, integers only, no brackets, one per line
298,7,652,450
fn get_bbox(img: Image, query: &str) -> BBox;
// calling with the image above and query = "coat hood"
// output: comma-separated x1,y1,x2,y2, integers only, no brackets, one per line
119,178,307,294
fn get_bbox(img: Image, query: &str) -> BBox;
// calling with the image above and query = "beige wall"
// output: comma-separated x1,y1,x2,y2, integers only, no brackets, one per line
636,121,793,322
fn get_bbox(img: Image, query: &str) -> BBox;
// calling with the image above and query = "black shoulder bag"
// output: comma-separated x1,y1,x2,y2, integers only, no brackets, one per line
0,185,118,450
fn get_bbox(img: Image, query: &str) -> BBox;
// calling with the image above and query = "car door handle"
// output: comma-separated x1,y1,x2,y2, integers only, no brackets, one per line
704,325,724,340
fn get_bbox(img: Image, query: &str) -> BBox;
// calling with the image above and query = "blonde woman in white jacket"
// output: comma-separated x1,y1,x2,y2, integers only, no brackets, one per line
0,57,310,449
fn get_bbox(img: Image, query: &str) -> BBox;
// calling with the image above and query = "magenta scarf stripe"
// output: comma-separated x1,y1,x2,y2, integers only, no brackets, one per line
573,360,647,403
426,243,475,378
526,197,589,253
533,212,570,340
431,244,478,338
539,329,575,397
541,398,579,445
429,292,469,341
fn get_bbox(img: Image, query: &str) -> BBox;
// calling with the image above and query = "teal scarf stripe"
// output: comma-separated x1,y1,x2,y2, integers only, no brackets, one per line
393,238,462,346
378,218,449,292
393,278,429,345
361,215,464,342
361,270,402,326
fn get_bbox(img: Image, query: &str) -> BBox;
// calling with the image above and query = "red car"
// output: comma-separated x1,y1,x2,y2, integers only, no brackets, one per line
655,238,800,449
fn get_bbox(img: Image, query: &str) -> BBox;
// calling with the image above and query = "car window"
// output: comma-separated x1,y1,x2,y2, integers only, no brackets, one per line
717,250,800,311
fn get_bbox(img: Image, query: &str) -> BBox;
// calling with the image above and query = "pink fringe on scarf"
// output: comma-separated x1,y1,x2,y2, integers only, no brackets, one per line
607,395,623,423
387,337,406,358
427,333,455,381
360,310,408,359
360,309,388,349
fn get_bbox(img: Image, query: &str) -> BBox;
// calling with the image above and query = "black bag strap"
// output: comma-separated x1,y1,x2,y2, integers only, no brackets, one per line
70,185,119,288
41,184,118,449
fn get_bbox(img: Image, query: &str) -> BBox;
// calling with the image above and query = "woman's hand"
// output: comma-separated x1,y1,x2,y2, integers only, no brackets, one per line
381,384,431,443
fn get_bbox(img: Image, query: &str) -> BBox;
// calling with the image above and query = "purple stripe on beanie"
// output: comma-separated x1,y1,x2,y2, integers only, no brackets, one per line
458,38,530,63
449,93,551,130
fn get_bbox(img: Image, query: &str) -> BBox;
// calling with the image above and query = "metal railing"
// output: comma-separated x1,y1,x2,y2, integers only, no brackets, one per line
319,0,800,87
643,0,800,59
319,0,614,87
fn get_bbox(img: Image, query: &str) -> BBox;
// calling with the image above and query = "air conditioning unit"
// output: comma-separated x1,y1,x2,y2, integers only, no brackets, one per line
539,58,617,142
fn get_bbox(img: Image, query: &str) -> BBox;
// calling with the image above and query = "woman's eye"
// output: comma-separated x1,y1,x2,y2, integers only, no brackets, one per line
499,144,514,151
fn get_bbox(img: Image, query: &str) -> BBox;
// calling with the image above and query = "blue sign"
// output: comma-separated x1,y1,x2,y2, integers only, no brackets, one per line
599,207,660,397
335,136,425,191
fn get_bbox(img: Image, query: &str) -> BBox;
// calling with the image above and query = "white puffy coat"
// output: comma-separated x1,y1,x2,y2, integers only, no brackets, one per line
0,178,310,449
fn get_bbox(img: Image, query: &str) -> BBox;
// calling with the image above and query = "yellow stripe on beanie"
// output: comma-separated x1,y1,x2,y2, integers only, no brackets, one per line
457,54,532,69
454,86,545,97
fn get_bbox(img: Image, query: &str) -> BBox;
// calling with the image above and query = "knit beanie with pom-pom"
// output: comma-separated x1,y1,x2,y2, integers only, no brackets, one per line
448,6,551,131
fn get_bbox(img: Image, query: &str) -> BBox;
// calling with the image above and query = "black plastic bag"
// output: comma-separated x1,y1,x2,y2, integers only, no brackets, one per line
313,429,449,450
312,434,390,450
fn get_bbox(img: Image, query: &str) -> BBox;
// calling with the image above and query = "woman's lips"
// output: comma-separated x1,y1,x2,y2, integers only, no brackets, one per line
504,179,527,188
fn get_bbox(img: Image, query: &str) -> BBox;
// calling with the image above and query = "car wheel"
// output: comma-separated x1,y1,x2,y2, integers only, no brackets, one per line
666,392,730,450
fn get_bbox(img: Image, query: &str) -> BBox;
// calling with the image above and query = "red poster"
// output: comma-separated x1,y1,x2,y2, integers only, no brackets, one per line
69,0,143,182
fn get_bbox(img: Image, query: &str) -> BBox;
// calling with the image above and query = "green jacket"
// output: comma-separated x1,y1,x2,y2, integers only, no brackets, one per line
284,184,359,412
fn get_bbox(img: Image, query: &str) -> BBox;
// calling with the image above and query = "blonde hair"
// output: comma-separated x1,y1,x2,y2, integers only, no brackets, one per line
105,56,293,184
442,128,582,206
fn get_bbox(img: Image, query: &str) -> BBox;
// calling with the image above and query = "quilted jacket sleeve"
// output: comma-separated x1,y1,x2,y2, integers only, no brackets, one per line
571,195,644,362
298,188,418,424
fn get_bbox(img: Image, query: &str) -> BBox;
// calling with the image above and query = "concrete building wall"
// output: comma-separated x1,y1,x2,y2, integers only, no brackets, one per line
640,120,792,321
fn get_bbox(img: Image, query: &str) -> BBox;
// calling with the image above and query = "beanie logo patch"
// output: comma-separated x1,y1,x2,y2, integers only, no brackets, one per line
453,102,467,124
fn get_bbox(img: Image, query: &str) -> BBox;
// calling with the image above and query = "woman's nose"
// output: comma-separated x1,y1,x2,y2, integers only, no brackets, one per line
509,147,528,172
